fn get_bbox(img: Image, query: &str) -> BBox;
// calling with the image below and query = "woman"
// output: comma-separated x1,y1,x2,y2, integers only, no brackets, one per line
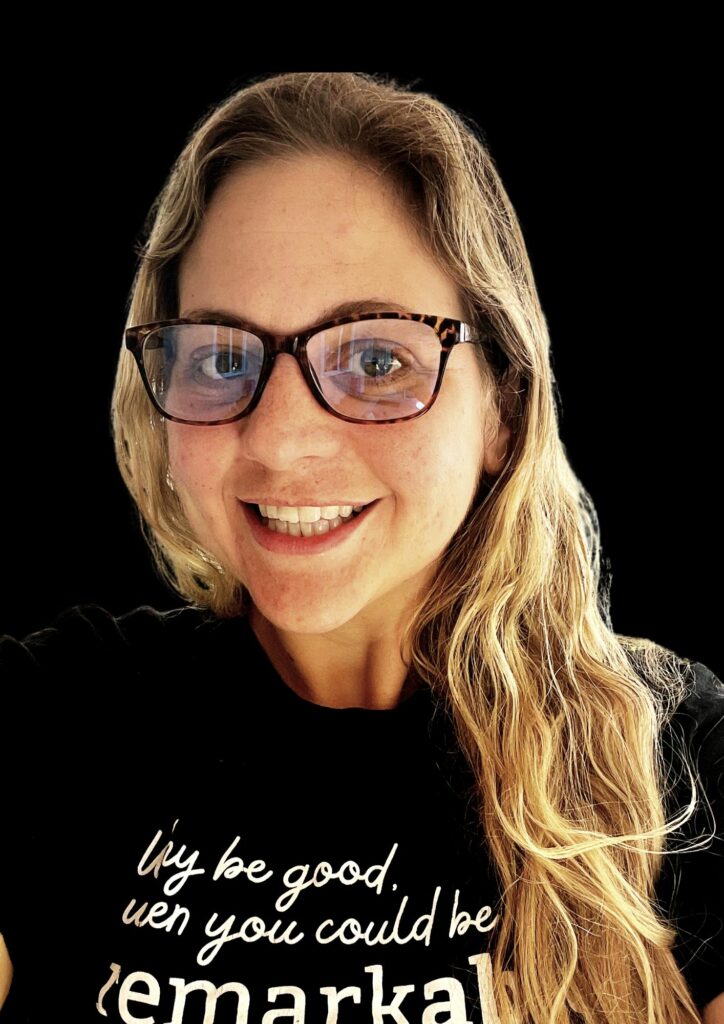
1,71,721,1023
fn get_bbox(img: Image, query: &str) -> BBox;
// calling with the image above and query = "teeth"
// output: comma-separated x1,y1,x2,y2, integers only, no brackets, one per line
269,516,346,536
258,504,359,522
255,502,371,536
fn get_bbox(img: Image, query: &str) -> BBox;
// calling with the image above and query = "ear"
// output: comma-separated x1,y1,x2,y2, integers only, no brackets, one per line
481,368,525,479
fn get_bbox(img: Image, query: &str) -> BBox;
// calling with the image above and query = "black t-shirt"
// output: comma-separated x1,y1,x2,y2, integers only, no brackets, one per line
0,603,722,1021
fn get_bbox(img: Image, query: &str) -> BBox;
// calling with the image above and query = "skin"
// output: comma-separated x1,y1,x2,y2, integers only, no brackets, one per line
170,152,511,709
703,994,724,1023
0,934,11,1009
704,994,724,1023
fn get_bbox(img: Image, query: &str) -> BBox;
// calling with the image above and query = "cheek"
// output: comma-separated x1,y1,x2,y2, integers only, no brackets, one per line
410,401,487,529
166,426,226,500
391,432,480,533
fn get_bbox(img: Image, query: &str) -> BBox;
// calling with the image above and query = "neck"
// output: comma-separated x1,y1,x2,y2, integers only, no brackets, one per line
248,603,421,710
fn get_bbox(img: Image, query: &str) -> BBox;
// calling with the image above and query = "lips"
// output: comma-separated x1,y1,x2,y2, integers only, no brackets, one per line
239,497,380,554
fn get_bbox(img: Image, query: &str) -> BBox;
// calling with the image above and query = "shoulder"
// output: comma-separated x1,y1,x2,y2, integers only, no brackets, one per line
654,660,724,1012
0,601,247,774
655,658,723,835
662,659,723,785
673,659,724,731
0,601,216,679
0,601,226,744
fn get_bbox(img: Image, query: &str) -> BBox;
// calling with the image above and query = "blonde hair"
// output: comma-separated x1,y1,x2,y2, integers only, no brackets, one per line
111,72,706,1022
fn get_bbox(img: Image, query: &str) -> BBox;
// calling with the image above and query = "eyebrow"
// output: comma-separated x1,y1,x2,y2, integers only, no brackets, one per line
180,298,415,334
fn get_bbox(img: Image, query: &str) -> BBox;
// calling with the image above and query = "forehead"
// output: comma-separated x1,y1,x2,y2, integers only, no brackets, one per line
178,155,467,334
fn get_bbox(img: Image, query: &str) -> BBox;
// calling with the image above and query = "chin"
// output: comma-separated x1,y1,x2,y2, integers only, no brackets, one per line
249,592,365,635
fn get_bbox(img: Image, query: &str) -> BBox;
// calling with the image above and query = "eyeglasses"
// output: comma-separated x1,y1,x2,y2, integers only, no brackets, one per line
124,310,507,426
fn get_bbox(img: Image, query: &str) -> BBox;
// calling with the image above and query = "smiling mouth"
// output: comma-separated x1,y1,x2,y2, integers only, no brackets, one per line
249,503,370,536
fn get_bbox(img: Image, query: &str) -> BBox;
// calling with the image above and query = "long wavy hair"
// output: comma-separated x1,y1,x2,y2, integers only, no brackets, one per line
110,71,707,1022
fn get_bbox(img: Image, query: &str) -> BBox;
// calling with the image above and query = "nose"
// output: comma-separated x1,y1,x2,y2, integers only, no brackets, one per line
237,352,342,467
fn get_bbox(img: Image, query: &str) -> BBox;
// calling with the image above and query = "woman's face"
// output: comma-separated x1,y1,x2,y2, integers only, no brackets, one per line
170,153,510,636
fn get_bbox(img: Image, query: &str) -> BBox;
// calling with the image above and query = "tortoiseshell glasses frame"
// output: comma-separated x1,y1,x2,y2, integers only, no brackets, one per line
124,310,509,426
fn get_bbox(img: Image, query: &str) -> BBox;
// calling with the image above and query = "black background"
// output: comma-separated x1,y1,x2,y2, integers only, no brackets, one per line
2,62,719,676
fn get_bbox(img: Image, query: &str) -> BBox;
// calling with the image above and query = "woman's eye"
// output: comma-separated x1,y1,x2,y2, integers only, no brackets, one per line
349,345,405,378
196,350,249,380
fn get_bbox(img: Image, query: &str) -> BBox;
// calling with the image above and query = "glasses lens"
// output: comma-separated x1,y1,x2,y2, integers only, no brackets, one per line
142,324,264,422
141,318,442,423
308,318,441,421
